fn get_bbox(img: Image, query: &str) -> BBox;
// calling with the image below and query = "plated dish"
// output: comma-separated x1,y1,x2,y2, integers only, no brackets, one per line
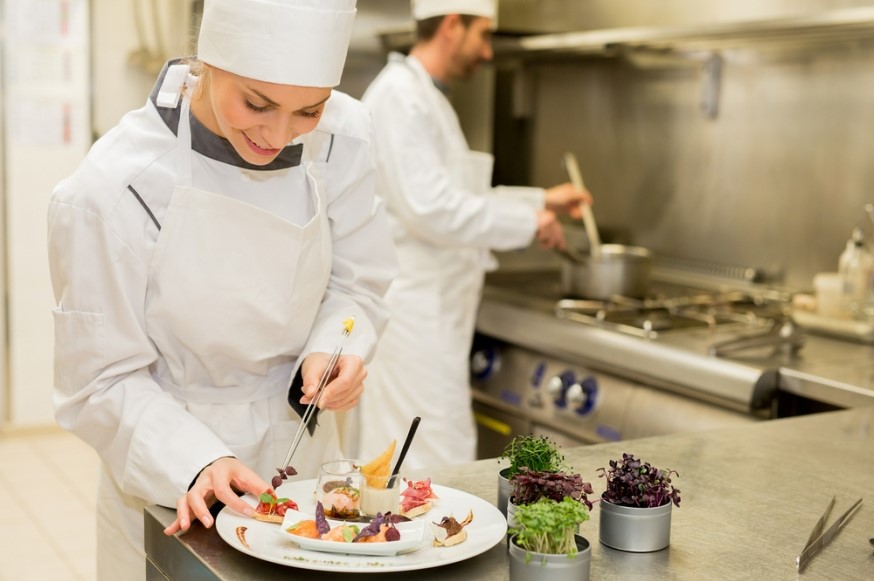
276,507,428,556
215,479,507,573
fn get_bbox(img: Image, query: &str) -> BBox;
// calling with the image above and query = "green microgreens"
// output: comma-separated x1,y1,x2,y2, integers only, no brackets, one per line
259,492,290,507
510,497,590,557
499,435,568,478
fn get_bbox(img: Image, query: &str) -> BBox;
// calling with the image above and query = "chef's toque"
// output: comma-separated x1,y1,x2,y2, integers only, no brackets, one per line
197,0,357,87
411,0,497,20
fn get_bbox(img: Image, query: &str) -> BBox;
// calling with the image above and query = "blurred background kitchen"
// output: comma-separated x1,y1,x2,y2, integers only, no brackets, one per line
4,0,874,578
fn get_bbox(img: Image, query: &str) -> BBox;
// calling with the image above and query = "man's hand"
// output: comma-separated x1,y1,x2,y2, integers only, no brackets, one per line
535,210,566,250
545,182,592,219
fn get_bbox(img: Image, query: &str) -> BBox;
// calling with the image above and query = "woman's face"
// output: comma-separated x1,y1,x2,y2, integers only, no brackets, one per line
192,65,331,166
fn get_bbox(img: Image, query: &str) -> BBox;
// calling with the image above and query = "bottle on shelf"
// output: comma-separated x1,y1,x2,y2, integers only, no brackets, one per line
838,227,872,319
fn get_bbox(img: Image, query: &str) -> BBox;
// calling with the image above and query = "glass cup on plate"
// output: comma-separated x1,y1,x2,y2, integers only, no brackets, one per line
316,459,361,520
360,473,401,518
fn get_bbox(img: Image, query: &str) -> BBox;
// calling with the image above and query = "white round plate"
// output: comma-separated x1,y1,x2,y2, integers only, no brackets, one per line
216,480,507,573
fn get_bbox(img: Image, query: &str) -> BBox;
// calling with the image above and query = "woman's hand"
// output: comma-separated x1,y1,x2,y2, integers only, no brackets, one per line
544,182,592,219
535,210,566,250
299,353,366,411
163,457,268,536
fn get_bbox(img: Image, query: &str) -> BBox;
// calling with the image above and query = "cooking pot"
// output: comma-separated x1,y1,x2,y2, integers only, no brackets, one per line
560,244,653,300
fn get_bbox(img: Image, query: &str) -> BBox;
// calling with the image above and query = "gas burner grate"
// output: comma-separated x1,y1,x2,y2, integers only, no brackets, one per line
556,289,786,339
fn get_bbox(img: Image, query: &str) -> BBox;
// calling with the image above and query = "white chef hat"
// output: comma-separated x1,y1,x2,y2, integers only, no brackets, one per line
197,0,357,87
411,0,497,20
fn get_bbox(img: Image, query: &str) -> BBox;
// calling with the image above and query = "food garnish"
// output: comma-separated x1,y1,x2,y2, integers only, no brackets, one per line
285,503,399,544
360,440,397,488
400,478,439,517
271,465,298,489
314,500,331,536
343,316,356,334
286,519,320,539
253,489,299,524
354,512,401,543
431,510,473,547
235,526,250,549
321,478,360,520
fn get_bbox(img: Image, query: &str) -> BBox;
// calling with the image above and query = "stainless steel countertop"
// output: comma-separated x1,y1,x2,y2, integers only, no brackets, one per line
146,407,874,580
476,271,874,410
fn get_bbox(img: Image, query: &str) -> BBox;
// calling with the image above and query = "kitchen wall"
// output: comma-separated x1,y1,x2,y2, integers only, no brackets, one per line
499,2,874,290
1,0,90,429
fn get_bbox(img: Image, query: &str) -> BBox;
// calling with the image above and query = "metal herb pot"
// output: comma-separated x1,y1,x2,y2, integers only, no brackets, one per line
509,534,591,581
497,467,513,519
599,499,672,552
560,244,653,300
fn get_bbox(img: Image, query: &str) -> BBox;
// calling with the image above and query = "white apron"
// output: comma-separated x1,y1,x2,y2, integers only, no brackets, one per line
96,99,342,580
359,68,492,470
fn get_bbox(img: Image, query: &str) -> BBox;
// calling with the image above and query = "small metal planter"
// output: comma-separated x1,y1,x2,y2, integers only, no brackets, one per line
508,534,591,581
498,467,513,519
506,498,518,529
599,499,672,552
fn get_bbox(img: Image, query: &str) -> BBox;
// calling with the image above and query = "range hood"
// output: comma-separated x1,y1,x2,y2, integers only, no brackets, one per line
357,1,874,57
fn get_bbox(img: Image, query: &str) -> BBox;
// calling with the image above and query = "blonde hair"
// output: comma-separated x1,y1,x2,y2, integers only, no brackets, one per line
180,57,209,100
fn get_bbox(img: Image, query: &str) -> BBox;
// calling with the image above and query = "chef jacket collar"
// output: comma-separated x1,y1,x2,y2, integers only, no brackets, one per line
431,76,451,95
149,60,303,171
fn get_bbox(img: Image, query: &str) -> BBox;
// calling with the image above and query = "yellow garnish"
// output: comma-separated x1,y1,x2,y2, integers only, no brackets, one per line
343,316,356,334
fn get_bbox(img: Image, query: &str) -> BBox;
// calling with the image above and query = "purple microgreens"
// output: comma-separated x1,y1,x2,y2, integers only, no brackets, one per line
314,501,330,535
273,465,297,488
352,513,385,542
509,469,594,509
597,453,681,509
384,512,411,523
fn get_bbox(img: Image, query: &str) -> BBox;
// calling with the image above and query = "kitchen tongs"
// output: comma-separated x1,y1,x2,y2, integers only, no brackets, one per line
796,496,862,571
280,317,355,471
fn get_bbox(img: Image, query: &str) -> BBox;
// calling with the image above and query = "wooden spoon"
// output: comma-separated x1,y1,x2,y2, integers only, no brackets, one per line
563,151,601,257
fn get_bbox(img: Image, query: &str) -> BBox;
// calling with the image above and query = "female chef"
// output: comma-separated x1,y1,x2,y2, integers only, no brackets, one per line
47,1,395,578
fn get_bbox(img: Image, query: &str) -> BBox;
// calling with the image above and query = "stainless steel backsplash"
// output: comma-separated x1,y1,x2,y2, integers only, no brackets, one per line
350,0,874,290
494,1,874,290
521,42,874,291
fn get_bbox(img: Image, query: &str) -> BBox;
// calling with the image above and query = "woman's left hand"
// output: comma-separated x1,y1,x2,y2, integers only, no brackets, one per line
299,353,366,411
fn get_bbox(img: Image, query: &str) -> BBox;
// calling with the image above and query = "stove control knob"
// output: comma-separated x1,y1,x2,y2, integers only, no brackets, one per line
546,376,564,398
470,348,499,381
574,377,599,416
566,382,585,407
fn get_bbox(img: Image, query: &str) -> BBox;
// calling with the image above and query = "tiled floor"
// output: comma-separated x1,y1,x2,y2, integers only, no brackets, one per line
0,429,99,581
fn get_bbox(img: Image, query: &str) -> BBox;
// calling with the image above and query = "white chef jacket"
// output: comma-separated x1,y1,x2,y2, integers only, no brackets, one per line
357,53,544,469
48,60,397,579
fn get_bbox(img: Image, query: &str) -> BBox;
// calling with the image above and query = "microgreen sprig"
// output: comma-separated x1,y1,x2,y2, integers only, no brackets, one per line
272,465,298,489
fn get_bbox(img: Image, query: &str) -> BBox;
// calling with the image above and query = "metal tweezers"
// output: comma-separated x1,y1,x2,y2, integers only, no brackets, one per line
280,318,354,471
796,496,863,571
